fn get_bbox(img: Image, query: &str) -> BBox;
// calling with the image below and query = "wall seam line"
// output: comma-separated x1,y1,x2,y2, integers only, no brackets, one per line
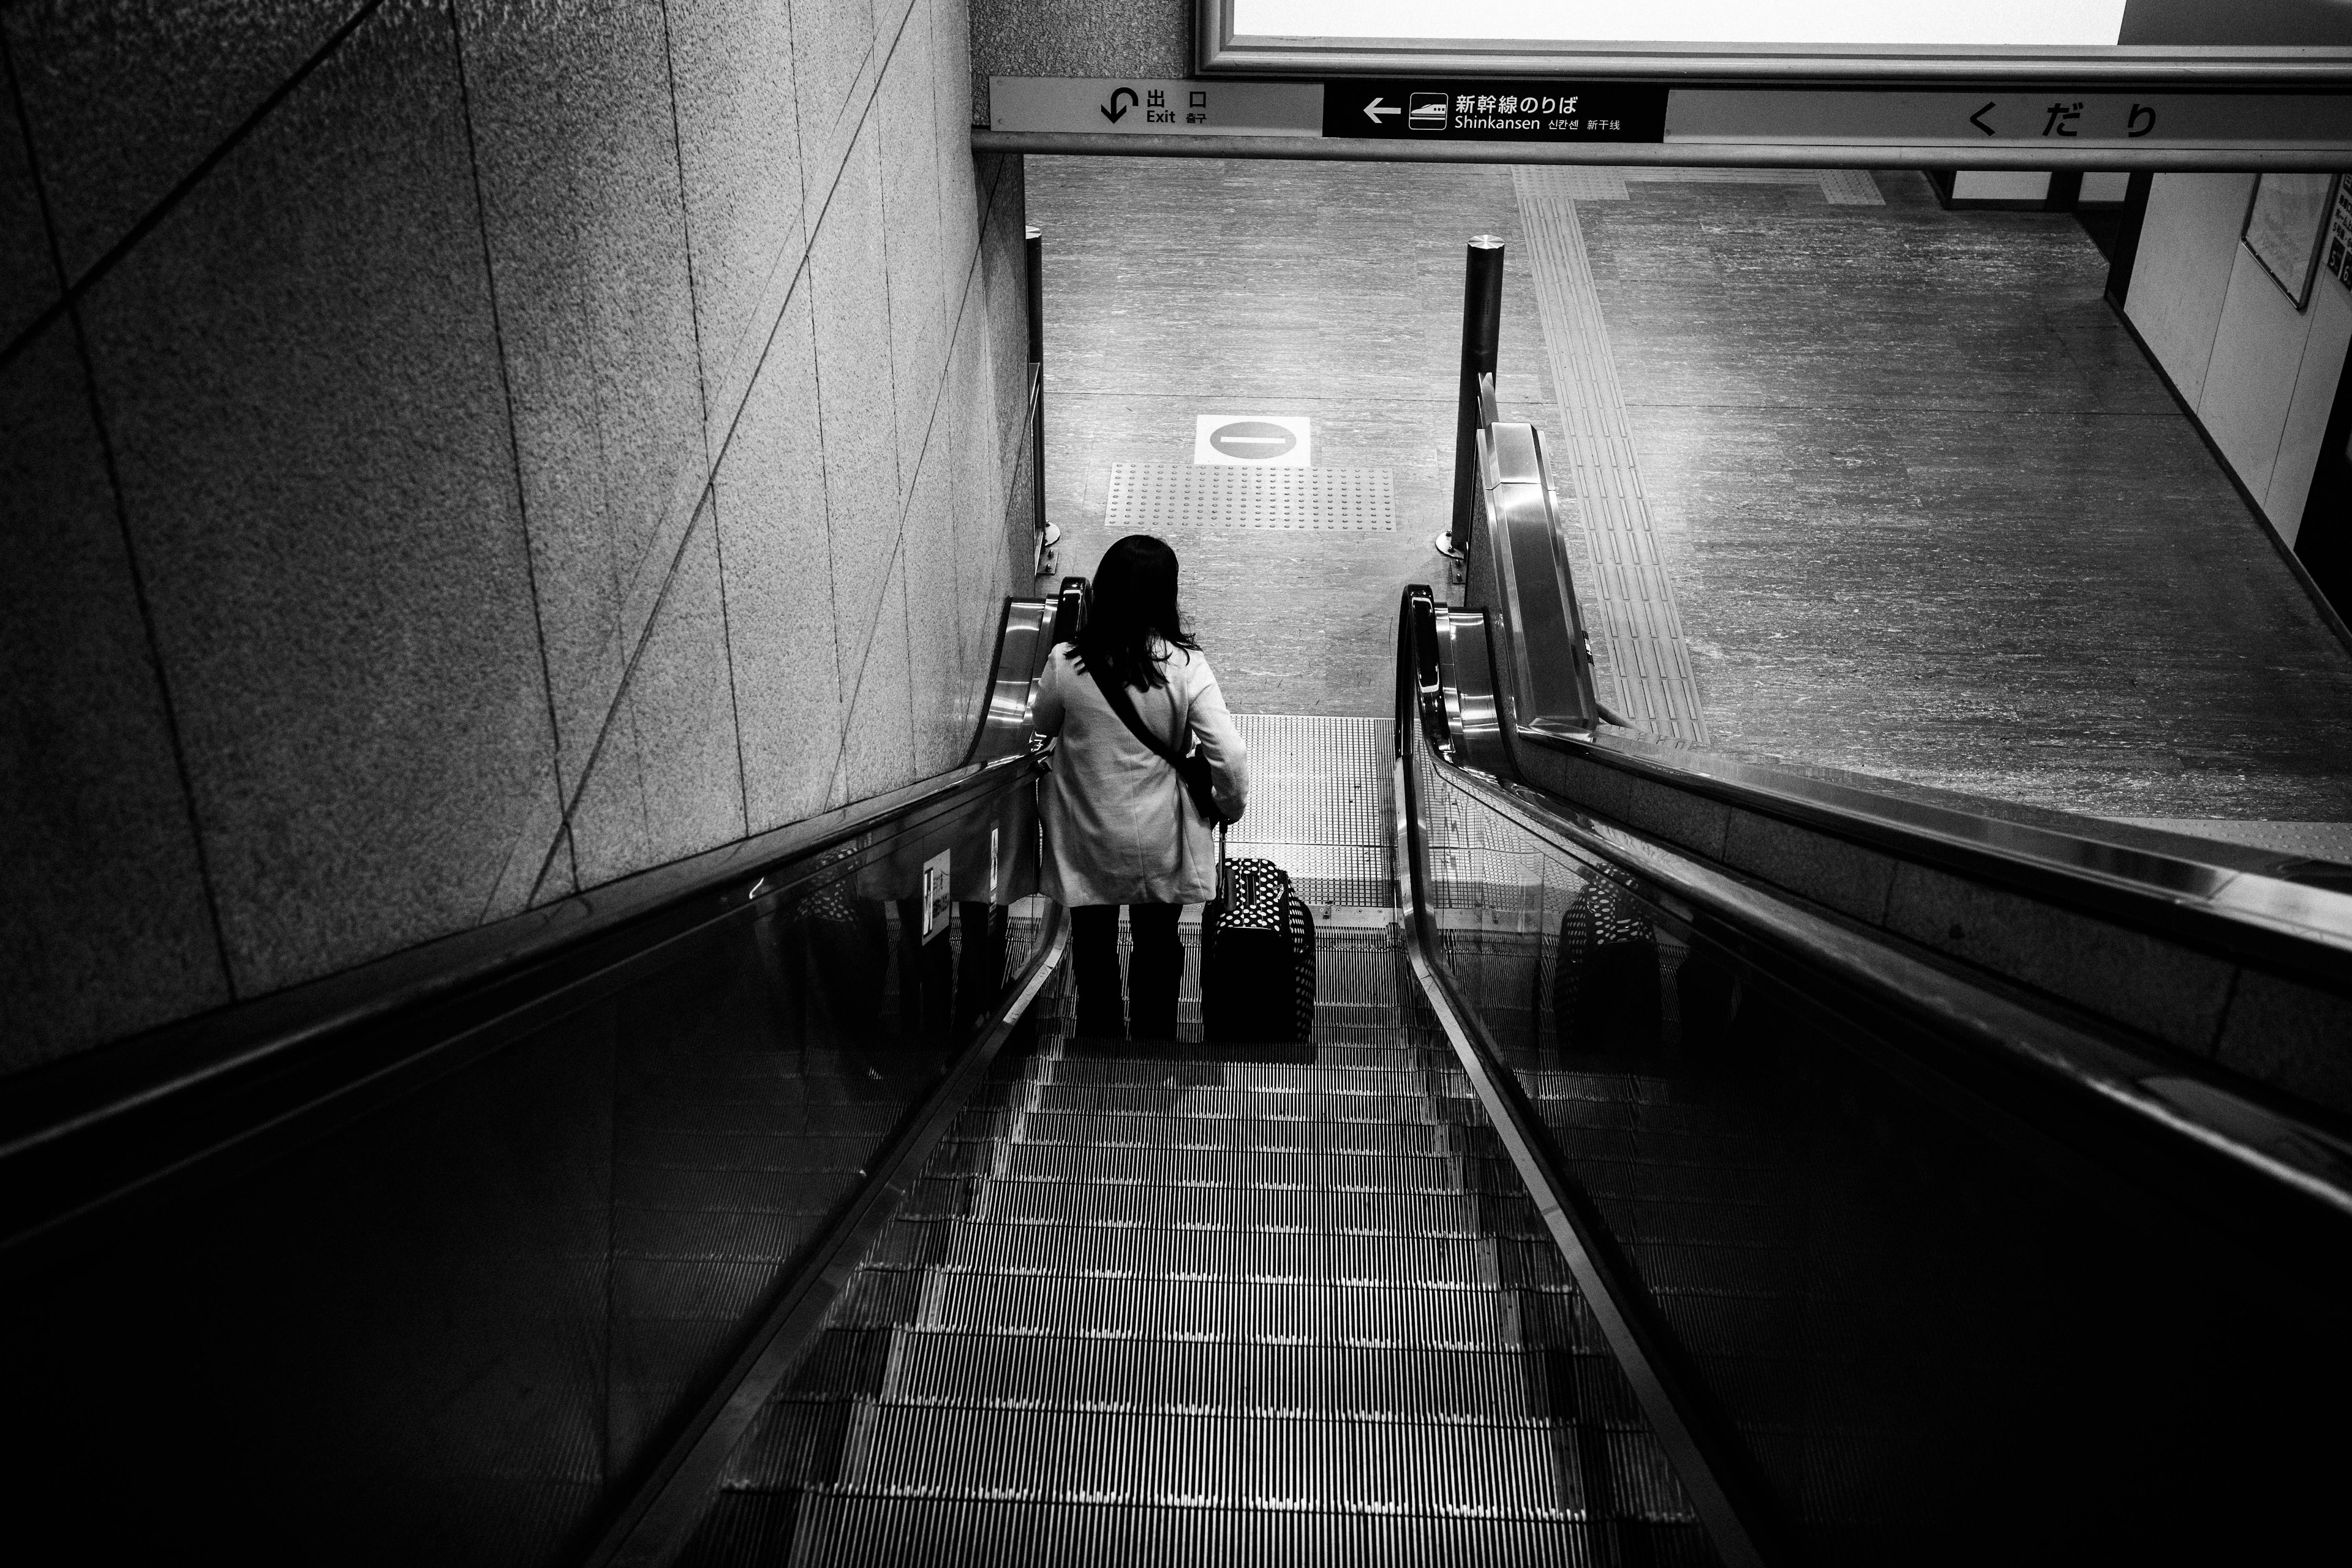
655,0,753,839
0,0,383,377
810,6,924,806
530,491,720,900
445,0,578,918
2,32,238,1005
824,523,915,804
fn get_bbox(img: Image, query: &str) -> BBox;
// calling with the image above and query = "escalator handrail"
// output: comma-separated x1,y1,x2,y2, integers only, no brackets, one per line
1533,724,2352,968
0,595,1071,1265
1399,584,2352,1230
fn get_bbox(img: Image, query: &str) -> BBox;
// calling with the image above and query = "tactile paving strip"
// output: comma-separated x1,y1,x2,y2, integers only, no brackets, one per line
1513,167,1713,745
1106,466,1396,532
1513,164,1882,206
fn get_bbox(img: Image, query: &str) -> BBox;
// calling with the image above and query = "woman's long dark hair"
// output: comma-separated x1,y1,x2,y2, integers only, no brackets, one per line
1072,534,1199,692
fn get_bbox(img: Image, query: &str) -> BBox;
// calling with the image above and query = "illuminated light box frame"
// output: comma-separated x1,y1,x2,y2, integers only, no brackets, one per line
1195,0,2352,83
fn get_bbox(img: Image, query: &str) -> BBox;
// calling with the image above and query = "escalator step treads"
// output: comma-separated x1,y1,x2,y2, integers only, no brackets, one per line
895,1270,1600,1350
833,1268,926,1330
952,1109,1454,1158
1058,1025,1420,1048
1032,1059,1434,1096
874,1330,1645,1426
1021,1083,1443,1125
900,1177,1541,1237
928,1142,1467,1195
761,1493,1717,1568
790,1404,1691,1519
867,1219,1570,1290
926,1140,1552,1208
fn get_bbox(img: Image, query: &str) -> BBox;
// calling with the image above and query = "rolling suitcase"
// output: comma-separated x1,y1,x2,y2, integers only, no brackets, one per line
1200,832,1317,1044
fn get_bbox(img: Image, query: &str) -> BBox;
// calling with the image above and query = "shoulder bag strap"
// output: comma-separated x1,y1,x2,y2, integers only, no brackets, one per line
1087,662,1184,765
1087,658,1227,827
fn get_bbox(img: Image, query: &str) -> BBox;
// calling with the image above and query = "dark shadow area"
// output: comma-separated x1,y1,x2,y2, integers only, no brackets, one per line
2075,203,2126,262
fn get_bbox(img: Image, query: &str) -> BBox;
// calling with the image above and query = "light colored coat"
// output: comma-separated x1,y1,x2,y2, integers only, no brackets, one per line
1033,641,1249,907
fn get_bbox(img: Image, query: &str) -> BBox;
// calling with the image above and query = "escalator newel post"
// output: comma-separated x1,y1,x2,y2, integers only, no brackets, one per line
1447,236,1506,568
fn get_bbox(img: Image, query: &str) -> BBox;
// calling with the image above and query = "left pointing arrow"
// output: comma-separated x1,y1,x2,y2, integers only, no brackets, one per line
1364,97,1401,124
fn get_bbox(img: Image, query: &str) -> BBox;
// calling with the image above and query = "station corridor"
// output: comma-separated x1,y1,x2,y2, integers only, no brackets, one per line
1034,156,2352,840
8,4,2352,1564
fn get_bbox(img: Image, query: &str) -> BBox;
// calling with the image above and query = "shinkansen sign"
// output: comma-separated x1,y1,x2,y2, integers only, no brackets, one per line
986,77,2352,161
1327,80,1668,143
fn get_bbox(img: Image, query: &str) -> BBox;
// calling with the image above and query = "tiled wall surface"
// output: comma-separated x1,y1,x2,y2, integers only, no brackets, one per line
2127,172,2352,543
1,0,1033,1070
966,0,1187,123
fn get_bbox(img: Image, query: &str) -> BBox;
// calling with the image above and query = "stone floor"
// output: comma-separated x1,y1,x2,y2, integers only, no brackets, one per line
1028,155,2352,825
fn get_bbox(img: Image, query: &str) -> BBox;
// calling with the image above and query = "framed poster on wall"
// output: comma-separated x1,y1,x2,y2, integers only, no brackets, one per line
2243,172,2339,309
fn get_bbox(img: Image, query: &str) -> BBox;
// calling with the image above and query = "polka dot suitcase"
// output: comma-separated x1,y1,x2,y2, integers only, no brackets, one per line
1199,834,1317,1044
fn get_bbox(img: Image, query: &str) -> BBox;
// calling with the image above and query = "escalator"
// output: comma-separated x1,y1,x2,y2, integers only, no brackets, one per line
8,417,2352,1567
677,932,1706,1564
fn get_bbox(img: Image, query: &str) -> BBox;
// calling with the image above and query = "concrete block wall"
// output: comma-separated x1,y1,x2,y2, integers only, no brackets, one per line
1,0,1035,1072
2127,172,2352,545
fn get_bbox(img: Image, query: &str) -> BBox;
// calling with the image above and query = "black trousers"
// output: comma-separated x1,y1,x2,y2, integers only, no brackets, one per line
1069,903,1184,1041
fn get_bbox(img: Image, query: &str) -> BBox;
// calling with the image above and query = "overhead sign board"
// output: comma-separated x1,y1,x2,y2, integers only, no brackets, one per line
992,78,2352,157
989,77,1321,136
1668,90,2352,149
1324,80,1667,143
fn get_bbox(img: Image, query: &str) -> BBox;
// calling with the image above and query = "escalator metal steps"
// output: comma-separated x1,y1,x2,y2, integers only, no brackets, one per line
678,937,1713,1567
856,1268,1602,1350
867,1218,1570,1289
935,1138,1565,1207
743,1492,1714,1567
862,1330,1641,1425
775,1325,1645,1428
1029,1058,1441,1098
737,1401,1688,1518
902,1176,1542,1237
952,1107,1454,1156
1006,1081,1455,1125
931,1141,1468,1194
1066,1029,1432,1058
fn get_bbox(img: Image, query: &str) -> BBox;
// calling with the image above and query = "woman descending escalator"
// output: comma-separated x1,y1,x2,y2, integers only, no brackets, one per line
1033,534,1248,1040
